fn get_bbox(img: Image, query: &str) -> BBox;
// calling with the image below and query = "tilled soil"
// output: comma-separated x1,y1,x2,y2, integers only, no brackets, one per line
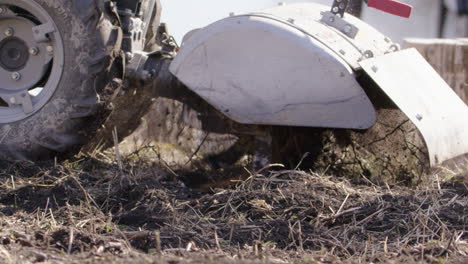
0,157,466,263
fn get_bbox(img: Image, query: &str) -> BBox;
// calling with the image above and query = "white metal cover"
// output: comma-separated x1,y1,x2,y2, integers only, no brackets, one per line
257,3,396,69
360,48,468,165
170,4,378,129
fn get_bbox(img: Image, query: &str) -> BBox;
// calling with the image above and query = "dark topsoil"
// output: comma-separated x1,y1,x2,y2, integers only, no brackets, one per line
0,156,466,264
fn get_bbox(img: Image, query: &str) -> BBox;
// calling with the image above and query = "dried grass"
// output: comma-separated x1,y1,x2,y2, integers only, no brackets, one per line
0,154,465,264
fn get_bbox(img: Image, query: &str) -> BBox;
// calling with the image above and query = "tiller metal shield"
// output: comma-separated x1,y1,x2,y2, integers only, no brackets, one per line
360,48,468,166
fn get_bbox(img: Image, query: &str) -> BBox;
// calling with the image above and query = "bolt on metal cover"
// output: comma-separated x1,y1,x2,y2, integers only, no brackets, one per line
4,27,14,36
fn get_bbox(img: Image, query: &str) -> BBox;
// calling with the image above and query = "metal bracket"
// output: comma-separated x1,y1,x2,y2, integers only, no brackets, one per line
331,0,349,18
320,11,359,39
126,51,150,80
32,22,55,43
118,9,146,53
1,92,33,114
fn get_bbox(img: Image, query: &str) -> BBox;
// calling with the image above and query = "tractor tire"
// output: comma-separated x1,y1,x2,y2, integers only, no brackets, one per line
0,0,123,160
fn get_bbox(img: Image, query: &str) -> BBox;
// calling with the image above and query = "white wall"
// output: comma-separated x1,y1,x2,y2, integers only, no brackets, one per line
160,0,462,45
160,0,331,42
160,0,275,42
361,0,440,44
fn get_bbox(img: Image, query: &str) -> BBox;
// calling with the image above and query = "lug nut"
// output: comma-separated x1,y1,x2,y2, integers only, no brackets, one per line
11,72,21,81
125,52,134,61
46,45,54,54
29,47,39,56
4,27,14,37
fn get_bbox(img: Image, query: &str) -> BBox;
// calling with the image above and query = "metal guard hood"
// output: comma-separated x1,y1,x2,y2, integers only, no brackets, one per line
169,3,398,129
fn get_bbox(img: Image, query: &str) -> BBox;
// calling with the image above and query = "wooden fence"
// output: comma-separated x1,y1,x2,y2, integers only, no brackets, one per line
404,38,468,105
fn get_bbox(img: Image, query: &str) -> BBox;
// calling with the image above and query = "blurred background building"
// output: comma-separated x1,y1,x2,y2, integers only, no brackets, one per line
362,0,467,42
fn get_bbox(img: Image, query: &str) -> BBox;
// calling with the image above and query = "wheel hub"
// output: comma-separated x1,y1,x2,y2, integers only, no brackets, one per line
0,1,64,123
0,36,29,71
0,17,51,92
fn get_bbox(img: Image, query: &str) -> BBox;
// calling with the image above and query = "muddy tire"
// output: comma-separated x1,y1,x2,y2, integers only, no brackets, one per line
0,0,122,160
